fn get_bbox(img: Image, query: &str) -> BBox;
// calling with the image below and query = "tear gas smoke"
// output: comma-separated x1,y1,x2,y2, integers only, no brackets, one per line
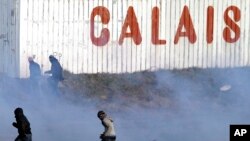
1,68,250,141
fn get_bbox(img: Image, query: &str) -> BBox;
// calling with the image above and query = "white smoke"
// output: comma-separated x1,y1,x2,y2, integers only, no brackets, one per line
0,78,101,141
1,68,250,141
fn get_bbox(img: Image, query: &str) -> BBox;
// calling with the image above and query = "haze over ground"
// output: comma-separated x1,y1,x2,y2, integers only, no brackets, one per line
0,68,250,141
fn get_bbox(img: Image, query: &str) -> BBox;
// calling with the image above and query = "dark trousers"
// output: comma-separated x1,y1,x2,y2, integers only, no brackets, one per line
47,77,60,95
102,136,116,141
15,134,32,141
29,77,40,93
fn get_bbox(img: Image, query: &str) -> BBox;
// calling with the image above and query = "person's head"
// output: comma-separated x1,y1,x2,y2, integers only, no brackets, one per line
49,55,56,63
14,107,24,117
28,57,33,63
97,111,106,120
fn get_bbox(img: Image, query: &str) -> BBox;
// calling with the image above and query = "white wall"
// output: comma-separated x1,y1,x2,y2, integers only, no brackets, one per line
15,0,250,77
0,0,19,77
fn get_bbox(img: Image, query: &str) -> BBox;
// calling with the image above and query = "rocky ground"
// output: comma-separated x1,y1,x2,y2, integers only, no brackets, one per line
61,67,250,110
1,67,250,111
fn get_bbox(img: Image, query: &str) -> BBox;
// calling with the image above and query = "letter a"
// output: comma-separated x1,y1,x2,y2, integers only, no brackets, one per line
234,129,241,136
174,6,197,44
119,7,142,45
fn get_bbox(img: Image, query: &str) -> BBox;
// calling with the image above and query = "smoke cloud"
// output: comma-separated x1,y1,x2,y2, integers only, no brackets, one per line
1,68,250,141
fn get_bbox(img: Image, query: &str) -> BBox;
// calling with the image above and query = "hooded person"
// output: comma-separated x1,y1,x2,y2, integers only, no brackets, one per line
45,55,64,90
28,57,41,92
97,111,116,141
28,57,41,80
12,108,32,141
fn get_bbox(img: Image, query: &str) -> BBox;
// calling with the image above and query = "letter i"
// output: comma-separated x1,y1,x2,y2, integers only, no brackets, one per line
206,6,214,44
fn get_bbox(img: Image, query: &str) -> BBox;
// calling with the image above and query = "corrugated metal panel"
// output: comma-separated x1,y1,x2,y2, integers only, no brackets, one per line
15,0,250,77
0,0,19,77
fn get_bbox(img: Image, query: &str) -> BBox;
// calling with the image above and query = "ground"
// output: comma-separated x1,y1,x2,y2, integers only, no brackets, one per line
1,67,250,110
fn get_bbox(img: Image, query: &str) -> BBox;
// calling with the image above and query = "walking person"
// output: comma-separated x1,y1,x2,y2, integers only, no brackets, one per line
28,57,41,81
28,57,41,92
97,111,116,141
44,55,64,94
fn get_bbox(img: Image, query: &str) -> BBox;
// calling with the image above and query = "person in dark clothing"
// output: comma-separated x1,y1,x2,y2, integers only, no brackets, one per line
28,57,41,92
45,55,64,81
44,55,64,90
97,111,116,141
12,108,32,141
28,57,41,80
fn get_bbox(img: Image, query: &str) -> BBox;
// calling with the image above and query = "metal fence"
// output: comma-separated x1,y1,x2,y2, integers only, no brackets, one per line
1,0,250,77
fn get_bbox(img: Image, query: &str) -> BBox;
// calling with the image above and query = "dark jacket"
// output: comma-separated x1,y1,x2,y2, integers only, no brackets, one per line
47,56,64,81
29,61,41,79
13,110,32,138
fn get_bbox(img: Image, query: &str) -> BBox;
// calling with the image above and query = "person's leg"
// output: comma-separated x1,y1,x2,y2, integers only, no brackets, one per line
102,137,116,141
14,135,21,141
25,134,32,141
51,79,60,95
29,78,39,95
47,77,58,95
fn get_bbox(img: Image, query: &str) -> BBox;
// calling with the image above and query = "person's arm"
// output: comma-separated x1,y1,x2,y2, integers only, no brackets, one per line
44,70,52,74
12,122,18,128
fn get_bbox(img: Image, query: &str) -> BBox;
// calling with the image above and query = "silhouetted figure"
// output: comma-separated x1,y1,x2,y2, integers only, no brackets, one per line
45,55,64,92
97,111,116,141
12,108,32,141
28,57,41,80
28,57,41,92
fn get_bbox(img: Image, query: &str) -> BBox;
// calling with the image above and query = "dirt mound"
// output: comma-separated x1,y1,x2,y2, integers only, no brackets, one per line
1,67,250,111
